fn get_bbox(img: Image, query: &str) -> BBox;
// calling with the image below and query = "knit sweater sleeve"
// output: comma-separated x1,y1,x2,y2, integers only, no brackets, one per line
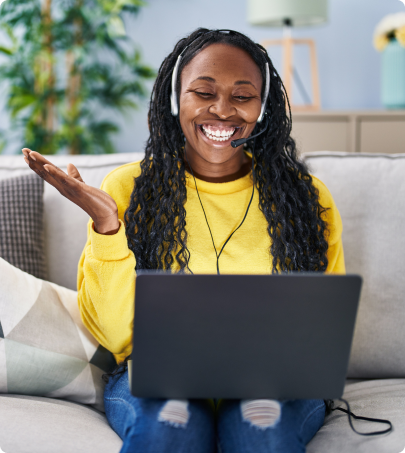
77,163,140,365
311,175,346,275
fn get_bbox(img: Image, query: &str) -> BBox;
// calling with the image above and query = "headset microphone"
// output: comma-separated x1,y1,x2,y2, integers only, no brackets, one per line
231,114,269,148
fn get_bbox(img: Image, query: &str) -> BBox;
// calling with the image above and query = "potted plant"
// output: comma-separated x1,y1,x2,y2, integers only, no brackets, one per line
373,12,405,109
0,0,155,155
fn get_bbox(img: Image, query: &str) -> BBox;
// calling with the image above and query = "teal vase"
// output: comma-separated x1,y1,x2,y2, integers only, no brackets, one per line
382,38,405,109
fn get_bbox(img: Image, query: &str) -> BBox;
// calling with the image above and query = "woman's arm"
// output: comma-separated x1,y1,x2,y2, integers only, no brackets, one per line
311,175,346,275
326,236,346,274
77,219,136,364
77,167,138,365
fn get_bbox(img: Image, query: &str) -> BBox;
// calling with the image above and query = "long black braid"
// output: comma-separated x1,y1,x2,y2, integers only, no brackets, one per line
102,28,330,384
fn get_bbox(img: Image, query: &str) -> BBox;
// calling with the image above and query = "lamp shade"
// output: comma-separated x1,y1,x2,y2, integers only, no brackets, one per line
248,0,328,27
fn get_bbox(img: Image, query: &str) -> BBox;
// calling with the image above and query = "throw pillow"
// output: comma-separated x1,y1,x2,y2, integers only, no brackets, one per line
0,173,47,280
0,257,116,412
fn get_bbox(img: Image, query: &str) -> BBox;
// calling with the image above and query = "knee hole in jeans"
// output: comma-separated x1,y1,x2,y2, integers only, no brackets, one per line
241,399,282,430
158,399,190,429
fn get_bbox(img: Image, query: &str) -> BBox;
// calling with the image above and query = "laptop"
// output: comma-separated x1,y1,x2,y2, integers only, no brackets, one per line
129,273,362,400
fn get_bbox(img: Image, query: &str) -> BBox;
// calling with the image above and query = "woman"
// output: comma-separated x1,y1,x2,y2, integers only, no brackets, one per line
22,28,345,453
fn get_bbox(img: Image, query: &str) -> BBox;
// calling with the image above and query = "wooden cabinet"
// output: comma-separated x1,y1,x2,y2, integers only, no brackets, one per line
291,110,405,154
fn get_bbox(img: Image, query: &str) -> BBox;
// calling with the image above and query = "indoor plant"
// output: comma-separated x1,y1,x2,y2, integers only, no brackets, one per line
0,0,155,155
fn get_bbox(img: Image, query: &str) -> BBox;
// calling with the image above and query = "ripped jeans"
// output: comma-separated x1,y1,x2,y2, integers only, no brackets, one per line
104,369,325,453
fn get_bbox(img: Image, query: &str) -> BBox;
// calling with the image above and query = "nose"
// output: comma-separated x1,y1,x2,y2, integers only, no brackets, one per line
208,95,236,119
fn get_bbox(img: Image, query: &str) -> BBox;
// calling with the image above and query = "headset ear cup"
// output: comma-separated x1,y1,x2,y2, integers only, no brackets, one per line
171,94,178,116
257,62,271,123
171,55,182,116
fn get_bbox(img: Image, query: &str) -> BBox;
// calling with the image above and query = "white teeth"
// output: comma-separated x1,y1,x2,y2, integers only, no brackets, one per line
201,126,236,142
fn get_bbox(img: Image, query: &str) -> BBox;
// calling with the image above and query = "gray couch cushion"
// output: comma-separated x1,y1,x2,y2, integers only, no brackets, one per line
307,379,405,453
0,153,144,290
303,152,405,379
0,394,122,453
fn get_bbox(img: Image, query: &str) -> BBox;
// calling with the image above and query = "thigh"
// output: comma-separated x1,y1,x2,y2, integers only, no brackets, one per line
104,369,216,453
216,398,325,453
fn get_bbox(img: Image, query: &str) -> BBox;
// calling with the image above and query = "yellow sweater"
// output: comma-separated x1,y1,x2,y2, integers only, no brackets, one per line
77,160,345,364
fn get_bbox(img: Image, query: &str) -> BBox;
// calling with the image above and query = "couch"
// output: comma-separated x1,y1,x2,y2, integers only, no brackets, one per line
0,150,404,453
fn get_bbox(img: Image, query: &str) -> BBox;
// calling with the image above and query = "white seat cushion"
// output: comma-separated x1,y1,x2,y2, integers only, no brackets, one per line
308,379,405,453
0,394,122,453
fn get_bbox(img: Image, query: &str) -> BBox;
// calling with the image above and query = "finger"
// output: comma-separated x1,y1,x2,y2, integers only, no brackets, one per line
43,164,68,180
43,164,83,201
22,149,79,192
27,161,54,181
43,164,81,188
67,163,85,183
24,149,60,171
22,148,36,161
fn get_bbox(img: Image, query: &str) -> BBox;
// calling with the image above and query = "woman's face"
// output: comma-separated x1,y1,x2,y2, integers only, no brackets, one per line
179,43,263,166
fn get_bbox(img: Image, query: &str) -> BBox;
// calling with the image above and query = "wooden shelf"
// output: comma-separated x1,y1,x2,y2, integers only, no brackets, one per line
290,110,405,154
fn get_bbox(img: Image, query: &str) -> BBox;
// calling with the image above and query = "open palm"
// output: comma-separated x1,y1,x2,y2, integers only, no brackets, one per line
22,148,119,234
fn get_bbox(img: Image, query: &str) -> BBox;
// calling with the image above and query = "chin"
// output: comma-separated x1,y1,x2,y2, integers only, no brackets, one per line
198,146,237,164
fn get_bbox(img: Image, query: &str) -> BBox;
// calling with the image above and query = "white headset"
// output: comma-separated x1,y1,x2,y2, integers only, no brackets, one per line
170,31,270,124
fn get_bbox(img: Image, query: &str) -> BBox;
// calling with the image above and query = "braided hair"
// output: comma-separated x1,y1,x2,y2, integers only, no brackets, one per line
102,28,330,383
124,27,330,273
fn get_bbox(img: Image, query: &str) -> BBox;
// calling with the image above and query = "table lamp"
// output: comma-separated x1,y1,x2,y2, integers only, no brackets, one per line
248,0,328,111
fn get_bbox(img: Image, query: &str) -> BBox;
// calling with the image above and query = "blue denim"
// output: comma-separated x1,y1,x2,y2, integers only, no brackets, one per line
104,369,325,453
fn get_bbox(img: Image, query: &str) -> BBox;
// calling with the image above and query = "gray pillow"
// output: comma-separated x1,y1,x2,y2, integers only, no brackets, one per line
0,173,47,280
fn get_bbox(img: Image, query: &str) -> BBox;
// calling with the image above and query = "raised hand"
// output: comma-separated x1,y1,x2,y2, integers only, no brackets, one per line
22,148,120,235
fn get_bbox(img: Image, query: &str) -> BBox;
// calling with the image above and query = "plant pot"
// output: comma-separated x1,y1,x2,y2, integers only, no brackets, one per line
382,38,405,109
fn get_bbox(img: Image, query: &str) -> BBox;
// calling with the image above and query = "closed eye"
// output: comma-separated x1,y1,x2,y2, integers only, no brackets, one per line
194,91,255,101
195,92,213,97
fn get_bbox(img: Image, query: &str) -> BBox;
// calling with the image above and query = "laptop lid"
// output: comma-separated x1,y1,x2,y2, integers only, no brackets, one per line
130,273,362,400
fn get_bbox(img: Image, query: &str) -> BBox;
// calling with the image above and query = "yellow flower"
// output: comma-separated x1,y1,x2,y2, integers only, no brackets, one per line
395,25,405,48
373,34,389,52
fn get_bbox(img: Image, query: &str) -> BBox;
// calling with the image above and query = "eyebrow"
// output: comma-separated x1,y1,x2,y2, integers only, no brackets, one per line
191,76,257,90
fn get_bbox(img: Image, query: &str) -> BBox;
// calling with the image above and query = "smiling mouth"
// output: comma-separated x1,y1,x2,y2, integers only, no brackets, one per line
199,124,239,142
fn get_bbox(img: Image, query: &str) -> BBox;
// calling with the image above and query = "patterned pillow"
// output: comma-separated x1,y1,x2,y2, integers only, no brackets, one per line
0,257,116,412
0,173,47,280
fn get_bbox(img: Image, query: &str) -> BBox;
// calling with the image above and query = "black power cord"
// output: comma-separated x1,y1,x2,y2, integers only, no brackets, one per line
325,398,393,436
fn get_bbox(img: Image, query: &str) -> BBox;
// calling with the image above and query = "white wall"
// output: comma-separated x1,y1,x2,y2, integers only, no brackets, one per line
1,0,404,154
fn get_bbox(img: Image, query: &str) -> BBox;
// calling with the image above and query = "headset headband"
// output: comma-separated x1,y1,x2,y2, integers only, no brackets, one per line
170,29,270,123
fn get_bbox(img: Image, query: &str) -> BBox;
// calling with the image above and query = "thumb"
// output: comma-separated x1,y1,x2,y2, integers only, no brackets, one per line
67,163,85,183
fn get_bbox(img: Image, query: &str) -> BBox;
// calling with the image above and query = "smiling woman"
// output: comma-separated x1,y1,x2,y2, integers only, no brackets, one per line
180,43,262,180
22,28,345,453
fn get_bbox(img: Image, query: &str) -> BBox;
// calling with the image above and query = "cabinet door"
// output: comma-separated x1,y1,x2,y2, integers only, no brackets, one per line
291,120,349,155
360,120,405,154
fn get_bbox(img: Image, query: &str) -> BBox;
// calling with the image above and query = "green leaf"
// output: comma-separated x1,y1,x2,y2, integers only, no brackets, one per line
106,15,126,38
98,0,145,15
0,134,5,155
8,92,37,117
0,46,13,55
